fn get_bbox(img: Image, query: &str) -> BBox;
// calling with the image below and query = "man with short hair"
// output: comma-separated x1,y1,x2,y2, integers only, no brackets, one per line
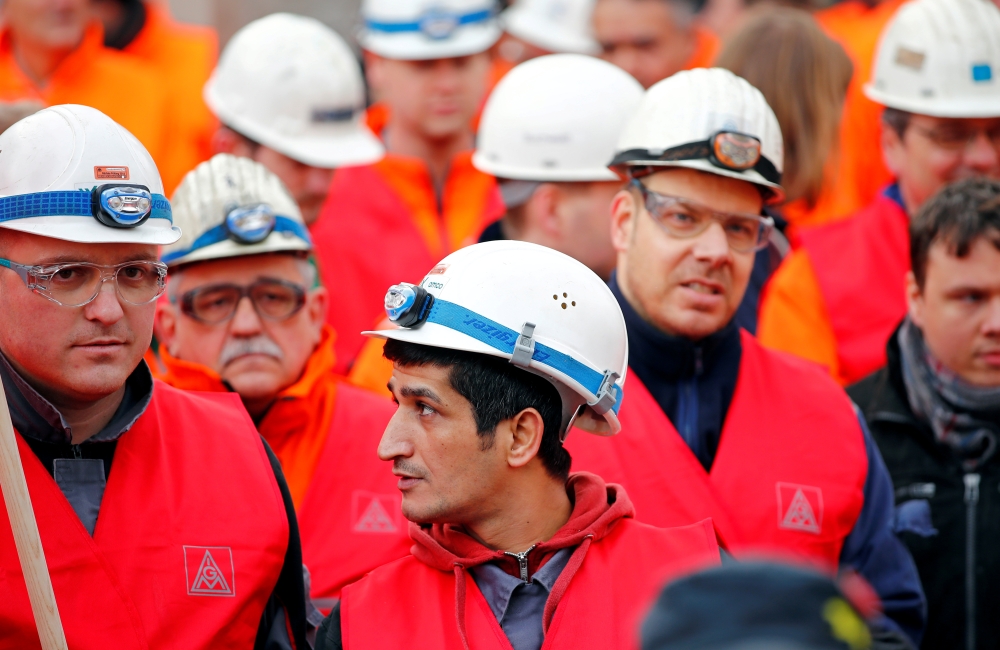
565,67,925,644
0,106,307,648
759,0,1000,386
849,178,1000,649
204,13,384,226
312,0,505,375
592,0,717,89
315,240,722,650
153,154,408,605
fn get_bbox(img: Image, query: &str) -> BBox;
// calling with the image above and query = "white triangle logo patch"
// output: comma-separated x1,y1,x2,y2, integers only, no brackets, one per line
776,483,823,535
354,497,398,533
189,549,233,595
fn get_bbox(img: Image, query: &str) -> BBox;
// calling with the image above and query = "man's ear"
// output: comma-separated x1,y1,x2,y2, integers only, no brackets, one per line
881,120,905,178
523,183,561,241
505,408,546,470
610,189,637,253
905,269,925,329
154,301,178,355
306,285,328,345
364,52,386,95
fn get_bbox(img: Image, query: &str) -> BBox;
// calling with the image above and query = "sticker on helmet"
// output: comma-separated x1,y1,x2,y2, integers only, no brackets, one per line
894,47,925,72
972,63,993,83
95,166,130,180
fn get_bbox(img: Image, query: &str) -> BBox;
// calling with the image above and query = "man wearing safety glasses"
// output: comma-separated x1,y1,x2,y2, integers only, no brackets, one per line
0,107,308,647
152,154,409,608
566,68,926,645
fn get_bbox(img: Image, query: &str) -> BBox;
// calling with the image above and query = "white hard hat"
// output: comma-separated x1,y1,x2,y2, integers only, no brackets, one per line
365,240,628,436
501,0,599,55
474,54,643,182
204,13,384,168
162,154,311,268
0,104,179,245
359,0,501,61
612,68,785,203
865,0,1000,118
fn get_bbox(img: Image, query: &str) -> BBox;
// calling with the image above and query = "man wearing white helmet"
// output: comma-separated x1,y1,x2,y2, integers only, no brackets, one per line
565,68,926,644
760,0,1000,388
313,240,722,650
496,0,600,67
0,107,307,648
312,0,505,376
204,13,384,225
152,154,410,606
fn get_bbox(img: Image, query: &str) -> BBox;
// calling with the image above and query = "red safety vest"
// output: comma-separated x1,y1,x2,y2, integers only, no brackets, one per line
297,383,411,605
799,193,910,385
0,382,288,650
341,518,720,650
567,331,867,571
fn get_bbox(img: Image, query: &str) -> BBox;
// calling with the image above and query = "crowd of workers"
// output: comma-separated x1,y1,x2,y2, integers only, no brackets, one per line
0,0,998,648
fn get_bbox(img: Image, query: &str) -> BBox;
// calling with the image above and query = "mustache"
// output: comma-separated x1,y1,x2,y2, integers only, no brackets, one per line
393,459,427,480
219,335,284,366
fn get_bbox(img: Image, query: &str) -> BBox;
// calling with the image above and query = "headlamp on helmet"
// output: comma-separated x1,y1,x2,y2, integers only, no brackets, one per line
385,282,435,328
93,184,154,228
224,203,277,244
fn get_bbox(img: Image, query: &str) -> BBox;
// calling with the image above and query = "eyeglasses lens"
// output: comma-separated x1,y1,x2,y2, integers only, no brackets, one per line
186,280,305,324
190,286,243,324
643,190,767,253
40,262,164,307
249,281,303,320
115,262,166,305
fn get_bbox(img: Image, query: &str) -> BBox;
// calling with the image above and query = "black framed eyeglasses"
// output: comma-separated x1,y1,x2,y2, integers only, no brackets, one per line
630,179,774,253
0,258,167,307
178,278,307,324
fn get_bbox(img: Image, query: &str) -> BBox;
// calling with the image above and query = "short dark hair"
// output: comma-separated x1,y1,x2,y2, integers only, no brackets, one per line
383,338,571,481
911,178,1000,289
881,107,912,139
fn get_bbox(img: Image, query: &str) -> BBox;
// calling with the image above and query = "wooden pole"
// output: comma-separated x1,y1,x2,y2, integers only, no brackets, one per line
0,378,68,650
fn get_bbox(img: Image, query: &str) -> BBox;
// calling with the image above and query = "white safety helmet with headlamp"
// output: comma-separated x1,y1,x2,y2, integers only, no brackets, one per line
0,104,179,245
204,13,384,169
358,0,501,60
501,0,599,55
612,67,785,203
864,0,1000,118
365,240,628,437
473,54,644,182
162,154,311,268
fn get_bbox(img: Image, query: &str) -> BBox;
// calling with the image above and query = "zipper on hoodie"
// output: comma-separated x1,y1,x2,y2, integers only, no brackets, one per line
677,347,703,459
964,472,980,650
504,545,536,582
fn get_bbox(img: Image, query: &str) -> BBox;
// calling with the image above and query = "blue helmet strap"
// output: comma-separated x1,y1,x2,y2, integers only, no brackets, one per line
0,190,171,225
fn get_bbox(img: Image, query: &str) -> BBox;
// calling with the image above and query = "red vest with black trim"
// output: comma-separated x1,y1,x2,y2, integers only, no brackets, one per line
800,193,910,385
297,383,411,605
567,331,867,571
0,382,288,650
340,518,720,650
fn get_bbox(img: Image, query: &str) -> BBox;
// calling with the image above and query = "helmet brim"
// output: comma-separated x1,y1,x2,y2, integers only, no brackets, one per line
615,158,785,204
0,216,182,245
863,83,1000,119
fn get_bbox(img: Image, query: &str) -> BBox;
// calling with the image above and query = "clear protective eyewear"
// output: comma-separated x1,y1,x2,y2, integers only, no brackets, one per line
630,178,774,253
179,278,307,325
0,258,167,307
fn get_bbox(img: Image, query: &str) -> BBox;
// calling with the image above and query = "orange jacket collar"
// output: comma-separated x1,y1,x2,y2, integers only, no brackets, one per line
1,22,107,92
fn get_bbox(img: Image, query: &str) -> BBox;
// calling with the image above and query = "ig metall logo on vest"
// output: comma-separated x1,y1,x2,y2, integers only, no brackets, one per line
184,546,236,597
776,483,824,535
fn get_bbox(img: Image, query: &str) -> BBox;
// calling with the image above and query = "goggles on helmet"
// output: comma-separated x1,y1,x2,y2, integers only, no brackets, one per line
364,6,495,41
610,130,781,186
0,185,171,229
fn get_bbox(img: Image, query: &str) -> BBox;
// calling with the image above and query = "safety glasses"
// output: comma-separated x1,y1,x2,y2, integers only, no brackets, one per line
179,278,307,324
630,179,774,253
0,258,167,307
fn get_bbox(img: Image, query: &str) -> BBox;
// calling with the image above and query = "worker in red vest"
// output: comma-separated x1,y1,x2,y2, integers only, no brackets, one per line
315,240,722,650
152,154,409,607
0,106,307,648
204,13,384,226
564,68,926,645
759,0,1000,387
312,0,506,376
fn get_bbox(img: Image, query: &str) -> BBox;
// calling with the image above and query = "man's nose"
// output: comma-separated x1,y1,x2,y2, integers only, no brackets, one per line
691,220,733,267
304,166,334,196
378,411,414,462
963,130,1000,174
982,296,1000,336
229,296,264,336
82,280,125,326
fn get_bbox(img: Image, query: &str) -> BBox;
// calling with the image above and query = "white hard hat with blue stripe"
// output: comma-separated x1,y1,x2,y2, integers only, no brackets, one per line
162,154,311,268
359,0,501,60
0,105,179,245
365,240,629,437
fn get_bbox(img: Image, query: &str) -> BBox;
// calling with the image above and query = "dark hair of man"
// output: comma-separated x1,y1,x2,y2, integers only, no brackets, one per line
881,107,911,139
383,338,572,481
910,177,1000,289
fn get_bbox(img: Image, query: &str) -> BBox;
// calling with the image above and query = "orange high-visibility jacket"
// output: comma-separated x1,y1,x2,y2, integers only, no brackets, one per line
0,23,169,173
123,3,218,194
152,327,411,601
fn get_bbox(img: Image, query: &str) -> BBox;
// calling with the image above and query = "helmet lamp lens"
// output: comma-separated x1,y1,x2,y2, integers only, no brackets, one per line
385,284,417,322
711,132,761,171
95,184,153,228
225,204,277,244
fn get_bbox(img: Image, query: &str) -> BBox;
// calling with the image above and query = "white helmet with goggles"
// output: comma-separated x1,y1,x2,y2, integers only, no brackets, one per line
205,13,384,169
162,154,311,268
865,0,1000,118
611,68,785,203
365,240,628,437
0,104,178,245
359,0,501,61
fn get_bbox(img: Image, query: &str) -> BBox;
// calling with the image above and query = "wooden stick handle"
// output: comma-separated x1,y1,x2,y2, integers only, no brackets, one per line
0,378,68,650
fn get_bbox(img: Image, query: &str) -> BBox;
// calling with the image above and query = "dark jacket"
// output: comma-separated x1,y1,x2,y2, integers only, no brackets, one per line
848,330,1000,650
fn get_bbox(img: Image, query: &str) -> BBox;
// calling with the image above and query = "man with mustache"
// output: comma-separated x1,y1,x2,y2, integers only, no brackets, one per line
565,68,925,645
759,0,1000,387
152,154,408,608
0,106,307,648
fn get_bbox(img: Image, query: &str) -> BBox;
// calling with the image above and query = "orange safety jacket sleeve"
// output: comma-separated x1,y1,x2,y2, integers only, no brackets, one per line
757,249,844,384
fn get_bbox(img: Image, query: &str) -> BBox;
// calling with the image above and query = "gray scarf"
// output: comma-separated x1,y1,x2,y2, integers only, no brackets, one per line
898,317,1000,469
